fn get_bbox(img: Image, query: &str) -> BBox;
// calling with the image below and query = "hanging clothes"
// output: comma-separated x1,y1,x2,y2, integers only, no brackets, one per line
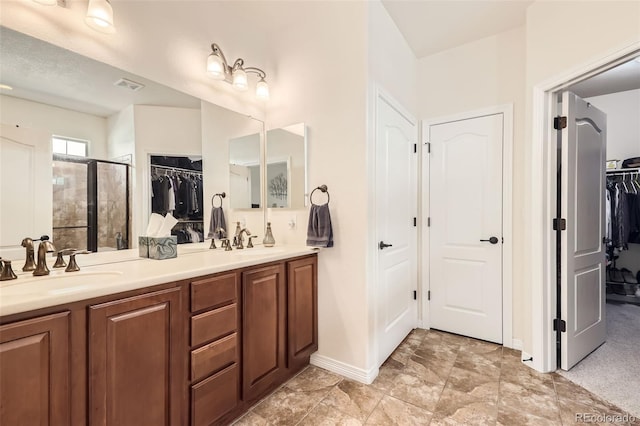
606,173,640,249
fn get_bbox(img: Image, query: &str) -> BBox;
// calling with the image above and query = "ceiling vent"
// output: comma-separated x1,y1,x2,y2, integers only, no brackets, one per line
114,78,144,92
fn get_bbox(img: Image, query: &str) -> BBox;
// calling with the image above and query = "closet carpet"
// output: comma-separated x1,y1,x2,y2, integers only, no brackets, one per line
233,328,638,425
559,302,640,419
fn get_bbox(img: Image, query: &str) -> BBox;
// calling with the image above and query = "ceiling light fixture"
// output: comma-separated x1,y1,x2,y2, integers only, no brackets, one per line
85,0,115,34
206,43,269,100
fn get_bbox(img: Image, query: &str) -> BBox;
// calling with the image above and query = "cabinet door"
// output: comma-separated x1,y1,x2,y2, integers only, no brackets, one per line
88,287,183,426
242,264,286,402
287,256,318,371
0,311,70,426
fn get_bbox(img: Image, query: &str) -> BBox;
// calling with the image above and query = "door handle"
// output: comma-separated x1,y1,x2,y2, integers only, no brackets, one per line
379,241,393,250
480,237,499,244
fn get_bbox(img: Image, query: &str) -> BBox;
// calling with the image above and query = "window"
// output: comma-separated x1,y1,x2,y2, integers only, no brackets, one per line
52,136,88,157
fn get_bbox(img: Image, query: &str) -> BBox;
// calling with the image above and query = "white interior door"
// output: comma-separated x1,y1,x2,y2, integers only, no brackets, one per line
0,124,52,259
559,91,607,370
429,114,503,343
376,93,417,365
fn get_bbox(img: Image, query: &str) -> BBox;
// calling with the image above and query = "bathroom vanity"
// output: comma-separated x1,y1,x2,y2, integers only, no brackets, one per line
0,247,318,425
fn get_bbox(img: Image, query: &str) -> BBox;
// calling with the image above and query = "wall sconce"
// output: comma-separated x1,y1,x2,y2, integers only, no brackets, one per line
206,43,269,100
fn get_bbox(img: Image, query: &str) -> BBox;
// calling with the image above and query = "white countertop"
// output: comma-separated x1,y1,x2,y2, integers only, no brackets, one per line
0,244,318,317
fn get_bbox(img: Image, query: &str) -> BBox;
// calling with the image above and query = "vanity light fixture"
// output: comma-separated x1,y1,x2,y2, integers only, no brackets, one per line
85,0,115,34
206,43,269,100
31,0,114,33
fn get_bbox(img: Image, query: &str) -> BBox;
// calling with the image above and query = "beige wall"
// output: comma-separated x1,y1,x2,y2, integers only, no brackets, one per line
265,1,370,372
417,26,527,345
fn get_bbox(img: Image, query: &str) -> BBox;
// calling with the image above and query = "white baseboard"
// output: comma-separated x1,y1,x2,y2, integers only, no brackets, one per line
310,353,379,385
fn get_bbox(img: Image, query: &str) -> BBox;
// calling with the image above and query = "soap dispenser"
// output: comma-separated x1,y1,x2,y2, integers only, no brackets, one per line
263,222,275,247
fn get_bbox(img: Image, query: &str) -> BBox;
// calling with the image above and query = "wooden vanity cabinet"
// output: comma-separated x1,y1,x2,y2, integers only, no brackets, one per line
88,286,184,426
189,272,242,426
242,263,287,403
0,311,71,426
287,256,319,372
0,253,318,426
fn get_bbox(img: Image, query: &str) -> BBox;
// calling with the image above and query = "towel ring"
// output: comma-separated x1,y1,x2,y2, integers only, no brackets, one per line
310,185,330,205
211,192,226,208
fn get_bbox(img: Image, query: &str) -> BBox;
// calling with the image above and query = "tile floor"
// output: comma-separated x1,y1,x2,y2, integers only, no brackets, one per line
233,329,639,425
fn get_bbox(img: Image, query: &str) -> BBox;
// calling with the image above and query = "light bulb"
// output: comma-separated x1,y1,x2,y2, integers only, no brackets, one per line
85,0,115,34
232,69,248,91
256,79,270,100
207,54,226,80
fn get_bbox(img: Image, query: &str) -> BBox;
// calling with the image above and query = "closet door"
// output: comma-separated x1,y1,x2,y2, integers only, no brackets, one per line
559,91,607,370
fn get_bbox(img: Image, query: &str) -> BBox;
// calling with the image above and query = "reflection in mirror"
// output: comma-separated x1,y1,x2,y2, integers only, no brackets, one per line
229,133,261,209
52,156,130,253
265,123,307,209
0,27,265,258
150,155,204,244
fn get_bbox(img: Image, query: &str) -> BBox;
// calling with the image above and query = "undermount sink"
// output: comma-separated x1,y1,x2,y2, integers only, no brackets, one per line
1,270,124,295
234,247,285,256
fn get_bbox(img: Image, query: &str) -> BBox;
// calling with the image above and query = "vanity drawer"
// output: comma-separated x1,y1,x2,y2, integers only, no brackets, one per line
191,303,237,347
191,272,238,312
191,333,237,382
191,363,239,426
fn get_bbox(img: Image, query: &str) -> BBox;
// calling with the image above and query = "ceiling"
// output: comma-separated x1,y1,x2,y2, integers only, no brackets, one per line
1,2,638,118
381,0,534,58
381,0,640,97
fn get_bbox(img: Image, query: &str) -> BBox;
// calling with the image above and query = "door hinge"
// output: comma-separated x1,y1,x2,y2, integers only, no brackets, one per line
413,217,417,227
553,218,566,231
427,217,431,227
554,116,567,130
553,318,566,332
427,290,431,301
413,143,417,153
425,142,431,153
413,290,417,300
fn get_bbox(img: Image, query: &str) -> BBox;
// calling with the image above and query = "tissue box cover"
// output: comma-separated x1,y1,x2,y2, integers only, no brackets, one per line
138,237,150,258
148,236,177,260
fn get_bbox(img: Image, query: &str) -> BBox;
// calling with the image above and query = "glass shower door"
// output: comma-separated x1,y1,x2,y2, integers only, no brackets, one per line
52,160,89,250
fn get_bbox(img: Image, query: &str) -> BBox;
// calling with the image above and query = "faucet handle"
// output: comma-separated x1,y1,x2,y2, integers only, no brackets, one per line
221,239,233,251
53,248,80,268
247,236,257,248
53,252,68,268
0,259,17,281
65,250,90,273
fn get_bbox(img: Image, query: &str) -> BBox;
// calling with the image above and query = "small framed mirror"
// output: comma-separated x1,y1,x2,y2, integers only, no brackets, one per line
229,132,262,209
265,123,307,209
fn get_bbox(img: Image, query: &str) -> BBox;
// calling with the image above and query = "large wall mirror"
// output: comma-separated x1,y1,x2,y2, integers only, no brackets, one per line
0,26,264,258
229,133,262,209
265,123,307,209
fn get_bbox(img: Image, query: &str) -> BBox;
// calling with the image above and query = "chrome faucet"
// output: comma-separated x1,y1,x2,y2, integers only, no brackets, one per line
236,228,251,249
34,237,56,276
